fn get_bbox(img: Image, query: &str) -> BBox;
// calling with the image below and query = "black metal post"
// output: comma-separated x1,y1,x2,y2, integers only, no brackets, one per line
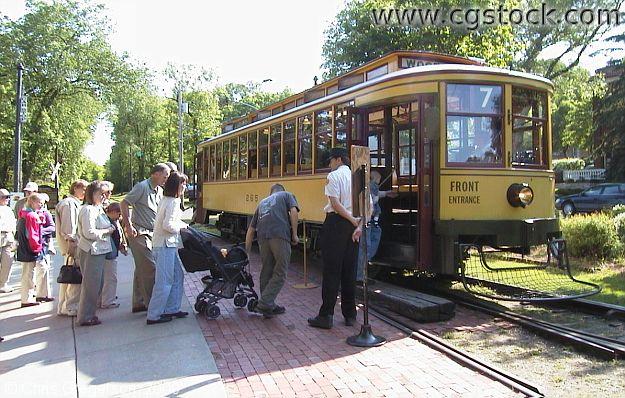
347,164,386,347
13,63,24,192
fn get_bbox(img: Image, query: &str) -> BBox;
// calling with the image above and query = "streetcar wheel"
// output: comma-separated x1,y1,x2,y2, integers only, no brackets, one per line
562,202,576,217
233,294,248,308
247,298,258,313
194,300,208,313
204,305,221,319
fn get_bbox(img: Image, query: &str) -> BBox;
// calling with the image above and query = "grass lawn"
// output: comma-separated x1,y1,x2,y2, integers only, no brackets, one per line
462,251,625,306
571,265,625,306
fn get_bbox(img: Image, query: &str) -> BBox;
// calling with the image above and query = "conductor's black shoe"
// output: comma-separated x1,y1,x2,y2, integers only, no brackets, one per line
344,317,357,326
307,315,333,329
272,305,286,315
147,315,173,325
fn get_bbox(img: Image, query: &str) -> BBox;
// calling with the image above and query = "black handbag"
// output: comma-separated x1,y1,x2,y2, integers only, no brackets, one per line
57,257,82,284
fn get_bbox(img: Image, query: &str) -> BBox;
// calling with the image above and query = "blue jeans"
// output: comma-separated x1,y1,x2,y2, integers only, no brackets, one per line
147,247,184,320
356,225,382,282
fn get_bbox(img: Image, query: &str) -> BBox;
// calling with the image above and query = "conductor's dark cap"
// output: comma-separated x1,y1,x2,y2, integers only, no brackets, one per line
326,147,348,162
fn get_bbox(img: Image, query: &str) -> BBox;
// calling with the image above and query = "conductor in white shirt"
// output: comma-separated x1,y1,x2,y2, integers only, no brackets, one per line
308,147,362,330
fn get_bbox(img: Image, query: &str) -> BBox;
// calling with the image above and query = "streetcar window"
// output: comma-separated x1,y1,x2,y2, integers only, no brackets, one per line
446,84,503,166
339,73,364,90
393,103,416,176
315,109,332,171
366,64,388,80
327,85,338,95
283,119,296,175
335,104,348,148
209,145,216,181
284,101,296,111
298,114,313,174
230,138,238,180
216,143,222,181
304,88,325,103
239,135,247,179
270,124,282,177
223,141,230,180
259,128,269,178
512,87,548,168
248,131,258,179
335,100,354,147
369,109,386,167
203,148,209,182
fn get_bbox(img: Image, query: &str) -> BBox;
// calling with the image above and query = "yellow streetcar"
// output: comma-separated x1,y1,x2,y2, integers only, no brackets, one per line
195,50,562,280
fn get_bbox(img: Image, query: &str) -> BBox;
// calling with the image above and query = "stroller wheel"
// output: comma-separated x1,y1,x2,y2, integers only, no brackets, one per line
247,298,258,313
233,294,248,308
204,305,221,319
194,300,208,313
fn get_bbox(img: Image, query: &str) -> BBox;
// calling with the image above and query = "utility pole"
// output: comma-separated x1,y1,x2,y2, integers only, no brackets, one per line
13,63,24,192
177,89,184,175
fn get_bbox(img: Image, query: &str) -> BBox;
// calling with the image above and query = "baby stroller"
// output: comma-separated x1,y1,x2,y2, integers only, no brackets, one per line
179,227,259,319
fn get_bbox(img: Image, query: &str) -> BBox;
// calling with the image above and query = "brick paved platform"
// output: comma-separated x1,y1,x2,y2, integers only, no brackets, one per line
183,242,523,398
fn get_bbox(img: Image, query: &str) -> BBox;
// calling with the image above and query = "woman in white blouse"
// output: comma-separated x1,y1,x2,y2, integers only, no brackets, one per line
147,172,188,325
76,181,115,326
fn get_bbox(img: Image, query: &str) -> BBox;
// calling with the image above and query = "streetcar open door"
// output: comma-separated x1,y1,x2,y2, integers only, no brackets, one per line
350,94,437,270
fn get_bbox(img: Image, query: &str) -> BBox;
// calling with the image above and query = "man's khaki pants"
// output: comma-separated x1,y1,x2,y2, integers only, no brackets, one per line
0,244,14,288
57,254,81,316
129,234,156,309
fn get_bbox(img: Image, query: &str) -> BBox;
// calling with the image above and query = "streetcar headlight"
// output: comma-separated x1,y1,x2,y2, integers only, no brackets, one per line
507,183,534,208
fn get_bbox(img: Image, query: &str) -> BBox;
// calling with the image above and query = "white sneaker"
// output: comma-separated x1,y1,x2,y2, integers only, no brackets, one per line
0,285,13,293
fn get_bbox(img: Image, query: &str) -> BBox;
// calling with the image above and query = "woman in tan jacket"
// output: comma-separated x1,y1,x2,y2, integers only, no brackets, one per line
76,181,115,326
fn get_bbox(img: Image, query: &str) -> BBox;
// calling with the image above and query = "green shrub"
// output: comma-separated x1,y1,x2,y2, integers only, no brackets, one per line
561,213,622,260
614,213,625,242
553,158,585,171
607,204,625,218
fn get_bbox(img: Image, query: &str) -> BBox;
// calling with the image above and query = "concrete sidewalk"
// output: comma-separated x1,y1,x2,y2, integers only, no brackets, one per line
0,247,226,398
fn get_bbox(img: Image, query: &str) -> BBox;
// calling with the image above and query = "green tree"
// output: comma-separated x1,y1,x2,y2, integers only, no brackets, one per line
107,85,169,191
551,66,606,156
321,0,519,79
595,37,625,180
514,0,624,80
214,82,292,122
0,0,139,188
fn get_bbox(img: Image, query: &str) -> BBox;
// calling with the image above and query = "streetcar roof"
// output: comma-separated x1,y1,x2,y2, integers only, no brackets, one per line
200,64,553,146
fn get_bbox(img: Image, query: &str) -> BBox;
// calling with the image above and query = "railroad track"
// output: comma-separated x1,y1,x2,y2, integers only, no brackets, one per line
368,306,544,397
541,297,625,321
434,288,625,360
453,275,625,320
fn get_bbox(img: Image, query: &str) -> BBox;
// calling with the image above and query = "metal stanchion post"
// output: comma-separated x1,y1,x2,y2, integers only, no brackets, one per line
293,220,318,289
347,164,386,347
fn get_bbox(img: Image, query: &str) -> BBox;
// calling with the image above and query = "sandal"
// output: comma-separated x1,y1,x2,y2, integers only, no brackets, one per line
80,318,101,326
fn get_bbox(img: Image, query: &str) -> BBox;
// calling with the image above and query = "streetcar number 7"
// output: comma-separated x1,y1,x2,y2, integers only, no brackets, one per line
479,87,493,109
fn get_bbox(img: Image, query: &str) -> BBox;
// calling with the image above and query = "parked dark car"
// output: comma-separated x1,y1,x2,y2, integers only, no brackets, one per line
555,183,625,216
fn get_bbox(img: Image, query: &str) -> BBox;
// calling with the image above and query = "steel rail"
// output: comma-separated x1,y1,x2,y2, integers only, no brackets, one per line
368,306,544,398
434,288,625,360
